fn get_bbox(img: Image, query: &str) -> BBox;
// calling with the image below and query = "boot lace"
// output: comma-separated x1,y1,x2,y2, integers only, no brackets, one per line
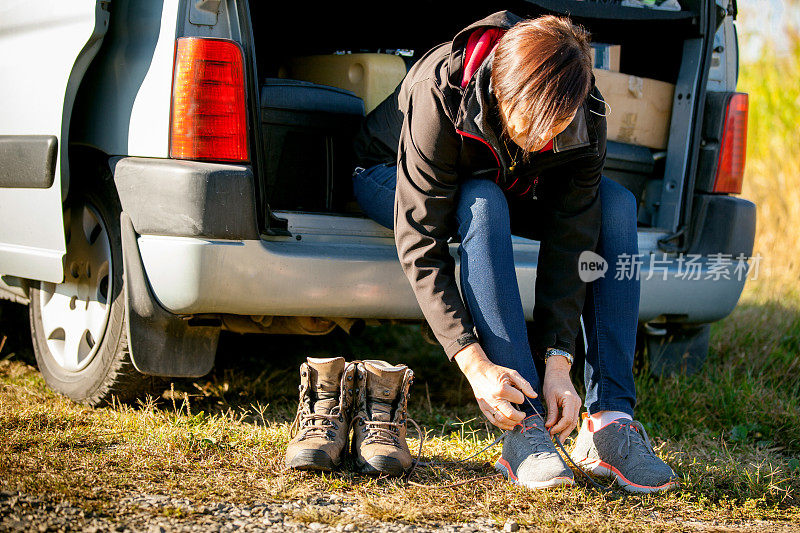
357,417,402,446
296,410,342,441
288,387,342,441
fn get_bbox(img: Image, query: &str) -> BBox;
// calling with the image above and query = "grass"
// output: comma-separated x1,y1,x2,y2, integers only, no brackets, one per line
1,303,800,531
1,13,800,533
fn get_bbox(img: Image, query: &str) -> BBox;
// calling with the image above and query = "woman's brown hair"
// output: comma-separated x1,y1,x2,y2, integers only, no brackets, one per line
491,15,593,154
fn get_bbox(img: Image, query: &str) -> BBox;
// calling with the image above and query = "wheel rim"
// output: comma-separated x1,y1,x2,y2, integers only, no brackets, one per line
39,202,113,372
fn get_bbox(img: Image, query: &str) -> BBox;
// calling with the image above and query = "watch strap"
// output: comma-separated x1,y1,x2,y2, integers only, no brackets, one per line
544,347,574,366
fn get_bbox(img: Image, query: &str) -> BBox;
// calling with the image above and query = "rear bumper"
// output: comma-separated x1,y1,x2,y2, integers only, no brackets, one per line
136,213,751,324
110,156,260,240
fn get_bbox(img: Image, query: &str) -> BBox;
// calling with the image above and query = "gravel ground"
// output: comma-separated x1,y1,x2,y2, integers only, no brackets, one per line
0,490,511,533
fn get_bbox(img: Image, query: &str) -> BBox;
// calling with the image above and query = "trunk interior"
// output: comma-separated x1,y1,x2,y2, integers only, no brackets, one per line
248,0,707,233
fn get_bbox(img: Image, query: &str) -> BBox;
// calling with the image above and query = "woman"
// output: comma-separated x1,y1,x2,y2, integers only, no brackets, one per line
351,11,678,493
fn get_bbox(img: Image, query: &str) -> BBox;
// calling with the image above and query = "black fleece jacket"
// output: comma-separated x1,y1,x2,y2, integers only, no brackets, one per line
352,10,608,360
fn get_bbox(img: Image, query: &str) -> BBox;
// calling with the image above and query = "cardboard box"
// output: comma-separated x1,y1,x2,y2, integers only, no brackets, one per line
593,68,675,150
590,43,621,71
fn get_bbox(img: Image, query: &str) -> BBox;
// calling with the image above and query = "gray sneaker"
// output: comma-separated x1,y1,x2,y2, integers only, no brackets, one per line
570,416,679,493
494,414,574,490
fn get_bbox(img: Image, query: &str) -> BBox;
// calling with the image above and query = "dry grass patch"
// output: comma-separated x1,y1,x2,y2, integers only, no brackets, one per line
2,356,800,531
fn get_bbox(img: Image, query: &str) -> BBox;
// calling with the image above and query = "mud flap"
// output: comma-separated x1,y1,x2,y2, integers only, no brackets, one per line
120,212,219,377
645,322,710,377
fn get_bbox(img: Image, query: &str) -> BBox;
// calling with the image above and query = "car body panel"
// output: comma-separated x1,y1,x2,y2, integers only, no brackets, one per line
136,214,748,324
70,0,180,159
0,1,108,282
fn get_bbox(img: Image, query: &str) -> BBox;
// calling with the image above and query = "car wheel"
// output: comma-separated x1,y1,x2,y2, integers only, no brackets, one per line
29,179,160,405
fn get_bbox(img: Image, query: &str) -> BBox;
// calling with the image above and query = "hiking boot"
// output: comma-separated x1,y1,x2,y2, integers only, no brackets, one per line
285,356,356,471
569,415,679,493
494,414,575,490
352,360,414,476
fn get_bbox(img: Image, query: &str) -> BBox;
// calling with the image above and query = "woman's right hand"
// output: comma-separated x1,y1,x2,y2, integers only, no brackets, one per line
454,343,538,430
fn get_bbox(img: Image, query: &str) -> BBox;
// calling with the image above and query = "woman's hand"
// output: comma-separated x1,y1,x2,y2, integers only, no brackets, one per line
454,343,537,430
542,355,581,443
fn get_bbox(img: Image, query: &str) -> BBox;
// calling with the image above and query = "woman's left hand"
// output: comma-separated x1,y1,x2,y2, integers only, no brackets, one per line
542,356,581,443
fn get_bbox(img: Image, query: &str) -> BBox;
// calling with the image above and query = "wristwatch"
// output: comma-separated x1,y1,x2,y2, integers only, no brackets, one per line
544,347,574,366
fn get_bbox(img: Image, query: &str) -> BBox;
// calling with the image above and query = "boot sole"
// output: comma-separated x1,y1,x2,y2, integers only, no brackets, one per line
494,459,574,490
356,456,408,476
286,449,339,471
574,458,679,494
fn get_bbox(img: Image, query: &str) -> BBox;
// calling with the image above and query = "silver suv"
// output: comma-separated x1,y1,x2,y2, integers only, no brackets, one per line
0,0,754,404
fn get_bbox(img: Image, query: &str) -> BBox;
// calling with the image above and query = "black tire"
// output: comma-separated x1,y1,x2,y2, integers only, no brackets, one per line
29,169,161,406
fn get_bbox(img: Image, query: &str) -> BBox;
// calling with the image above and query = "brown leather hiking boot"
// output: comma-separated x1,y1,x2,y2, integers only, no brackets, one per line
352,360,415,475
285,356,356,471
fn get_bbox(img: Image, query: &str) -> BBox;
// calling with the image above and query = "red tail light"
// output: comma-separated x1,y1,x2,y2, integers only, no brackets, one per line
712,93,748,194
169,37,248,162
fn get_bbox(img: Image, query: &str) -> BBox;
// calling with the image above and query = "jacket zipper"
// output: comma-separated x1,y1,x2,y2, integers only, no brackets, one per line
455,128,501,183
529,176,538,200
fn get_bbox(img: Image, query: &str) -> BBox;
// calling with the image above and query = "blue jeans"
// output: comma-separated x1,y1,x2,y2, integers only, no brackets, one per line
353,163,639,417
